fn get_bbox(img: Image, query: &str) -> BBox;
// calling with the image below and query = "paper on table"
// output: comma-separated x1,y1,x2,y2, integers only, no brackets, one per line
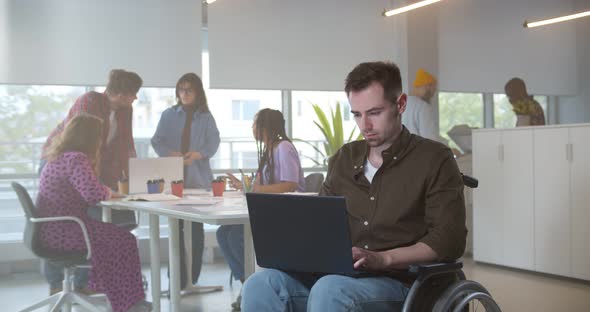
190,205,247,214
175,198,220,206
222,191,244,198
123,193,181,201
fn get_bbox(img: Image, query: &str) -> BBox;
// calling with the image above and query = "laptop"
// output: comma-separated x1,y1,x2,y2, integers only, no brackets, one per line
246,193,370,276
128,157,183,194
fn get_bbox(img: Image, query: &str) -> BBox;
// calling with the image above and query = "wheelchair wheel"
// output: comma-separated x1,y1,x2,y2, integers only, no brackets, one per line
432,280,502,312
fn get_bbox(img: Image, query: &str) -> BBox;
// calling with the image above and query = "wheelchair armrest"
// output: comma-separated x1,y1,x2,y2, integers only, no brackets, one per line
461,174,478,188
409,261,463,281
401,261,465,312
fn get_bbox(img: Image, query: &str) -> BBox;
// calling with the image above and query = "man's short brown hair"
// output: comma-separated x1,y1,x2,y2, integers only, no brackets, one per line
504,77,527,98
345,61,402,105
105,69,143,95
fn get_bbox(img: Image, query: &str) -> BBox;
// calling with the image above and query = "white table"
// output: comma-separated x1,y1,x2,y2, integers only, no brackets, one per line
100,193,254,312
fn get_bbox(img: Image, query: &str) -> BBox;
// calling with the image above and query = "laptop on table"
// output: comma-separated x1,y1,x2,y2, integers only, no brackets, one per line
128,157,183,194
245,193,371,277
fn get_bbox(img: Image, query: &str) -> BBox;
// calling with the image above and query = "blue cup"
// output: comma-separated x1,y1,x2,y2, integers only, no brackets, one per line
147,180,160,194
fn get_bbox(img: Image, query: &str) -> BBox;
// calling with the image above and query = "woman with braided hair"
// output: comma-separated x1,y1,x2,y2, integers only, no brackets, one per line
219,108,305,310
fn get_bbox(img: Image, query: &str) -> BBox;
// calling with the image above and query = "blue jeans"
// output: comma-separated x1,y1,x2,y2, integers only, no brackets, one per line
241,269,409,312
216,224,244,281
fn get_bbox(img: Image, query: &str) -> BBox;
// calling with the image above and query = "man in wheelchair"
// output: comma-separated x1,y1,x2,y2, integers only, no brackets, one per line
241,61,492,311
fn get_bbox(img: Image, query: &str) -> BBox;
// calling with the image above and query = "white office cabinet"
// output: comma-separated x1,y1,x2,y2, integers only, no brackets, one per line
473,124,590,281
502,130,534,270
533,128,571,276
570,127,590,279
473,131,503,264
473,130,534,269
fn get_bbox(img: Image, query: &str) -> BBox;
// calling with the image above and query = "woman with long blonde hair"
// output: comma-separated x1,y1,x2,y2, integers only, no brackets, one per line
44,113,103,175
38,114,150,312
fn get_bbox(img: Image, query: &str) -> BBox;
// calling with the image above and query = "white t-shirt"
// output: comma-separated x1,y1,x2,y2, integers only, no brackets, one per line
364,159,378,183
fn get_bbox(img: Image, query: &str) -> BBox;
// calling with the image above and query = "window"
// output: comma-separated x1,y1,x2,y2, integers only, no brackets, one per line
231,99,260,121
0,85,86,241
0,85,86,175
438,92,484,151
291,91,357,168
207,89,281,170
494,94,548,128
233,151,258,169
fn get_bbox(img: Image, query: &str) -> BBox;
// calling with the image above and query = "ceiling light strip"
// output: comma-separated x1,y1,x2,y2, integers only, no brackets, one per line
525,10,590,28
383,0,442,17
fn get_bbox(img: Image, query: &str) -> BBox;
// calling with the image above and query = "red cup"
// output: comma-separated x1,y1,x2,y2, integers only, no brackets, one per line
211,181,225,197
171,180,184,198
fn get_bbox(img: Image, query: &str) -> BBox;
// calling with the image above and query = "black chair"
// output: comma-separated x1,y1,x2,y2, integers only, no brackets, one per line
12,182,107,312
397,174,501,312
304,173,324,193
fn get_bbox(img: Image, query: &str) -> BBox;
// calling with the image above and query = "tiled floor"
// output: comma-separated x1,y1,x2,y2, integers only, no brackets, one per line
0,262,241,312
461,258,590,311
1,257,589,311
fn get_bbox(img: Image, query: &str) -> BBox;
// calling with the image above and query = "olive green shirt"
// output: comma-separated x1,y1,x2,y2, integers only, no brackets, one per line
320,127,467,261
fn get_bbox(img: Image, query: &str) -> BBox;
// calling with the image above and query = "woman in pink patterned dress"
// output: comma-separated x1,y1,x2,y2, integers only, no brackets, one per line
37,114,150,312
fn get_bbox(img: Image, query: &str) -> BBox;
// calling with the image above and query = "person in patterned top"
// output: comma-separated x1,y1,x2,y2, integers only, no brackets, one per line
505,77,546,127
39,69,142,296
38,114,150,312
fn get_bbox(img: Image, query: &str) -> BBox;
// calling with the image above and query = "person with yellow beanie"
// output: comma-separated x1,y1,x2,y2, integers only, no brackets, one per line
412,68,437,102
402,68,443,142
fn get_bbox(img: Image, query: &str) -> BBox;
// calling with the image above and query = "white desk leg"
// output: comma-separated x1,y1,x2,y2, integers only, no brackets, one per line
102,206,112,223
180,221,223,295
149,214,161,312
168,217,181,312
244,222,255,279
184,220,193,286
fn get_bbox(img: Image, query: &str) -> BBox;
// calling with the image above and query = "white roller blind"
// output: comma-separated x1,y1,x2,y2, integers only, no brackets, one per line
1,0,202,87
438,0,578,95
208,0,401,91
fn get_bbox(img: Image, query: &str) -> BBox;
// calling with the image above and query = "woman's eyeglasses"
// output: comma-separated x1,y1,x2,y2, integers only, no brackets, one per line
178,88,194,95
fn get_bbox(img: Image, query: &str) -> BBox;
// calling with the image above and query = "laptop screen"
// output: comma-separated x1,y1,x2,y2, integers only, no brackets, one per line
128,157,183,194
246,193,357,275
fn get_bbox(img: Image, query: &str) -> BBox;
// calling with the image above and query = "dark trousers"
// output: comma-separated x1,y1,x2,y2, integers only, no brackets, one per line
168,221,204,289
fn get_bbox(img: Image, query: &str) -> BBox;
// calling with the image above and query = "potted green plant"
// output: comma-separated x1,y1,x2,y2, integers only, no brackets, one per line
296,102,362,167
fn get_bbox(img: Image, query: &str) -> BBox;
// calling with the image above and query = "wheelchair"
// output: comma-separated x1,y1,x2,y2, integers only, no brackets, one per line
397,174,502,312
399,261,501,312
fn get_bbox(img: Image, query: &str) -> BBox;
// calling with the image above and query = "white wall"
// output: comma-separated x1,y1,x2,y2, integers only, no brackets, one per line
558,1,590,124
407,6,439,89
2,0,202,87
438,0,578,95
405,5,440,129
